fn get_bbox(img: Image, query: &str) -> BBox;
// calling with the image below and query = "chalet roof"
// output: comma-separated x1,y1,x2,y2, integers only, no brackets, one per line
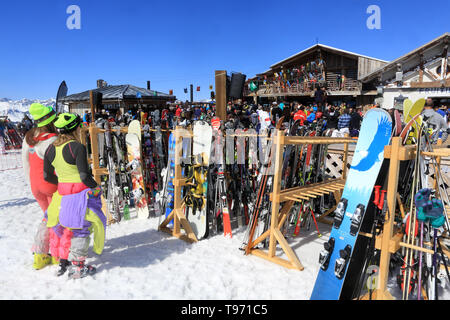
60,84,176,102
270,43,388,69
360,33,450,83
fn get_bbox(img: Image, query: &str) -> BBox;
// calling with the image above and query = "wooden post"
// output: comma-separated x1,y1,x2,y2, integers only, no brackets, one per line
268,130,284,257
89,125,101,185
89,90,95,124
173,127,183,236
373,137,401,300
342,133,350,180
433,139,443,192
215,70,227,121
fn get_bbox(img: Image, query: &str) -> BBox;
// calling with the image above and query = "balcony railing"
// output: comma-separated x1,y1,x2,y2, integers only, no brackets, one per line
244,79,362,97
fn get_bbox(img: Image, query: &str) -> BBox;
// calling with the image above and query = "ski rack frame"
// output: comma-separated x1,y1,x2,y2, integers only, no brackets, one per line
158,126,198,243
81,124,131,224
359,137,450,300
246,128,356,271
81,122,173,224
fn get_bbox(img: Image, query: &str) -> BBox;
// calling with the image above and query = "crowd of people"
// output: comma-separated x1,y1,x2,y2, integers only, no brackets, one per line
77,98,450,141
81,100,372,138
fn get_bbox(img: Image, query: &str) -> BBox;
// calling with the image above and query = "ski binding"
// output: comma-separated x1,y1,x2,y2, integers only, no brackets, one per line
334,244,352,280
333,198,348,229
349,204,365,236
319,238,335,271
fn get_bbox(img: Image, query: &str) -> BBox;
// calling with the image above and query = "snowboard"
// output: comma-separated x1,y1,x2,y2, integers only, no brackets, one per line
104,121,122,222
403,99,425,144
163,132,176,227
403,99,413,119
210,118,232,237
310,108,392,300
187,121,212,240
126,120,149,219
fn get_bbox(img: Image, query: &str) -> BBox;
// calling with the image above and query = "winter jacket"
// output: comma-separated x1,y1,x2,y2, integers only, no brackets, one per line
43,140,97,194
293,110,307,125
22,132,59,212
325,112,339,129
22,132,58,186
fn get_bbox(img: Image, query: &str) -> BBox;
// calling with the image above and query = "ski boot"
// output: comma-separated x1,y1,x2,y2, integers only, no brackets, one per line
68,261,97,279
57,259,71,276
33,253,52,270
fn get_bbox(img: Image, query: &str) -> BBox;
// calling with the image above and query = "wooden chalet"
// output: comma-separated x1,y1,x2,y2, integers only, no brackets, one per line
244,43,388,106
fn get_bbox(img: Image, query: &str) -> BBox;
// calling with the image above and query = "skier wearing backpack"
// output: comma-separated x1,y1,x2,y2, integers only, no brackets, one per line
21,103,59,270
43,113,106,278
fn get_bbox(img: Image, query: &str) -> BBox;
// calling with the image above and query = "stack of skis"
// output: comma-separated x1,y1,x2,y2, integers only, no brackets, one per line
94,113,167,223
392,99,450,301
0,117,23,151
240,116,336,253
93,111,339,246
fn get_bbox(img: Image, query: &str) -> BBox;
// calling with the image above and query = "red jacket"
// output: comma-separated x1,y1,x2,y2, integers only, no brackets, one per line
293,110,307,125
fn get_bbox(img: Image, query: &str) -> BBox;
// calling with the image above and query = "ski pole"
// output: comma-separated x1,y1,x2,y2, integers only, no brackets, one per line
433,228,439,300
437,236,450,284
418,221,424,300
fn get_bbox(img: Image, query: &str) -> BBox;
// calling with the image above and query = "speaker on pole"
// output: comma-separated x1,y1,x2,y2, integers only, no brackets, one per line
229,72,246,99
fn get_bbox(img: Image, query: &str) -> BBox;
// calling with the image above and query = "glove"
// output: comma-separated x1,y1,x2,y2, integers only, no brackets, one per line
415,188,445,228
87,186,102,199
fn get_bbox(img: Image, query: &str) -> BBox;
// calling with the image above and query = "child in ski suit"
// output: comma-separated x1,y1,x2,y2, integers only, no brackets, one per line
21,103,59,270
44,113,106,278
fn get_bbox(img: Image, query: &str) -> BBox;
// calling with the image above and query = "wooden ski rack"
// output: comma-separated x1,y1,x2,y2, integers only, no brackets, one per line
158,126,198,243
246,129,356,271
361,137,450,300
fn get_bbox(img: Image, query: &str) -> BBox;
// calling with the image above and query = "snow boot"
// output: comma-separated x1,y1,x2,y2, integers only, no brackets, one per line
33,253,52,270
56,259,71,276
68,261,96,279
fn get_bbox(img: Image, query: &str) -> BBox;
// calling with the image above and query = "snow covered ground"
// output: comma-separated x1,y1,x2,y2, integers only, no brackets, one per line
0,167,448,300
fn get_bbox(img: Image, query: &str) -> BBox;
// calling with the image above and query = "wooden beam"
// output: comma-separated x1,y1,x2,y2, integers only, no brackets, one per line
375,137,401,299
215,70,227,121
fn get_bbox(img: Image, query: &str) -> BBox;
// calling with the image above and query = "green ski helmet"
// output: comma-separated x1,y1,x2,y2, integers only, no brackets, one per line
29,103,57,127
54,113,81,134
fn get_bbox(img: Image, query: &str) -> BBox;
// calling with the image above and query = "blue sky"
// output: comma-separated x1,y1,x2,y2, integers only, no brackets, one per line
0,0,449,101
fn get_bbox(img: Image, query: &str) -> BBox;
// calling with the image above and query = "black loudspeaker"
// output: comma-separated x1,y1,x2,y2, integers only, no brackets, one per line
92,91,103,107
211,91,215,99
229,72,246,99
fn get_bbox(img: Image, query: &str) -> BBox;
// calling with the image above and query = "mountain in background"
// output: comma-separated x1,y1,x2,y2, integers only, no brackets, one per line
0,98,55,122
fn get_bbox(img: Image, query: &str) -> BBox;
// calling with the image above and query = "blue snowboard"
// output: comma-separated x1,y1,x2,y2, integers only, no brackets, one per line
164,132,176,227
310,108,392,300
